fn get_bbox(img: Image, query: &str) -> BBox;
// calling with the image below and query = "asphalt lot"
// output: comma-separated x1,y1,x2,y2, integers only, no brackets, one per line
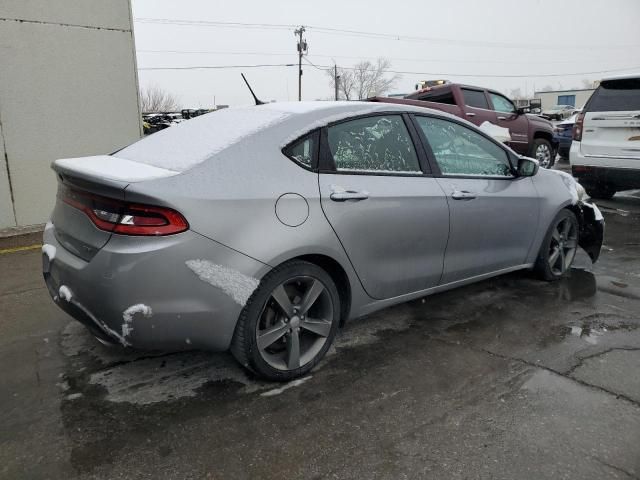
2,189,640,479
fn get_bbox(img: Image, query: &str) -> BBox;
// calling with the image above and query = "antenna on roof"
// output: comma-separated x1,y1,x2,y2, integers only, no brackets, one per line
241,73,265,105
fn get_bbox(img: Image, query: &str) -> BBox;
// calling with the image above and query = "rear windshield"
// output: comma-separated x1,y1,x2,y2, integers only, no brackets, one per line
586,78,640,112
117,107,289,172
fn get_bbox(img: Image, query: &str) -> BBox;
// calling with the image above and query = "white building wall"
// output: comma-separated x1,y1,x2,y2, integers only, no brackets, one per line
0,1,142,229
535,89,595,111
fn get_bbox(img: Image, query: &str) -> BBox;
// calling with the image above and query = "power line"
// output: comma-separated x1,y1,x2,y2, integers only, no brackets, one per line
137,49,617,66
135,18,295,30
134,17,640,50
305,59,640,78
138,63,295,71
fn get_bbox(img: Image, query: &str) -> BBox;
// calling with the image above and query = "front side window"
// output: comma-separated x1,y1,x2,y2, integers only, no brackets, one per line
489,93,516,113
414,116,512,177
327,115,421,174
283,131,316,168
462,89,489,109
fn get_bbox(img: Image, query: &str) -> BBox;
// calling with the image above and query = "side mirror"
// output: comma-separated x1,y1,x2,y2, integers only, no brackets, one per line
516,107,528,115
517,157,539,177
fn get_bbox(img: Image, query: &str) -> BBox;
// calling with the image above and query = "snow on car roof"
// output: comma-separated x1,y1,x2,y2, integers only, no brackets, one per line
115,101,429,173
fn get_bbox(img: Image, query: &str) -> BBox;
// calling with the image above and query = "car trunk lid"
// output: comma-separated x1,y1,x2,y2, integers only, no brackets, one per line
49,155,180,261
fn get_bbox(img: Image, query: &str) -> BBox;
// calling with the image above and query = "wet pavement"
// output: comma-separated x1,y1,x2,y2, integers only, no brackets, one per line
2,192,640,479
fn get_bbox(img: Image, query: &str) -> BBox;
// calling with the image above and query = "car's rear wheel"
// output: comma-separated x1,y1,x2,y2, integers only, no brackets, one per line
585,184,616,200
535,210,579,281
230,260,340,381
530,138,554,169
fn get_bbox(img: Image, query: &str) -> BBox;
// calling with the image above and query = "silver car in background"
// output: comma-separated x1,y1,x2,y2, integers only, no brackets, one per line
43,101,604,380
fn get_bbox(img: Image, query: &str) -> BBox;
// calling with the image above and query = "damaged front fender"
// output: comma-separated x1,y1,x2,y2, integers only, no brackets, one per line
576,201,605,263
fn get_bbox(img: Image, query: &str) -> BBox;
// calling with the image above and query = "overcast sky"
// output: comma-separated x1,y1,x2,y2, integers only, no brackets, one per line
132,0,640,108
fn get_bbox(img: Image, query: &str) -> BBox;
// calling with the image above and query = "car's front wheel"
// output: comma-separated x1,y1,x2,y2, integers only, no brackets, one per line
231,260,340,381
530,138,554,169
534,210,579,281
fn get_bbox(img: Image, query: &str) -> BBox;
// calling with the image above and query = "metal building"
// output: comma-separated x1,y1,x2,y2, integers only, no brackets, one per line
0,1,142,232
534,88,596,111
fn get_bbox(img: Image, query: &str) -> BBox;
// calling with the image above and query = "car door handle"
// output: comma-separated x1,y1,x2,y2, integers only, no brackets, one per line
451,190,477,200
497,116,507,120
466,112,476,117
330,190,369,202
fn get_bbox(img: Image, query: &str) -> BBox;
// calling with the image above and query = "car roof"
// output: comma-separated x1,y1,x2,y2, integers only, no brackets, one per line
600,72,640,82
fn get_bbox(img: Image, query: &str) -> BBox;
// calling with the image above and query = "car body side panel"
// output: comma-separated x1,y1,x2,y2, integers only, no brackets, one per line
436,176,539,283
318,174,449,299
43,226,269,351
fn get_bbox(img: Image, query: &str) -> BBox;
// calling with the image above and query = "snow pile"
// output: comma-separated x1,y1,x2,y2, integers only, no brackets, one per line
185,260,259,306
54,156,179,183
121,304,153,338
59,285,73,302
117,107,290,172
42,244,56,261
479,121,511,143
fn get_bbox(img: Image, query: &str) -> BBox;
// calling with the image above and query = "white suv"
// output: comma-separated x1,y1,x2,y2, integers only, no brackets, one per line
570,73,640,199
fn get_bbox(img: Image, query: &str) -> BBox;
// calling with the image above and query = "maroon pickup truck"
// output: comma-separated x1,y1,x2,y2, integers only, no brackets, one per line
370,83,558,168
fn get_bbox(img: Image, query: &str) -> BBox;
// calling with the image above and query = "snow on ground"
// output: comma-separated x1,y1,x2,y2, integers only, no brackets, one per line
185,260,259,306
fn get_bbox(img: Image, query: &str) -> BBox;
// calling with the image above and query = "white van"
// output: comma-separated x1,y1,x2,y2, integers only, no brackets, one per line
570,74,640,199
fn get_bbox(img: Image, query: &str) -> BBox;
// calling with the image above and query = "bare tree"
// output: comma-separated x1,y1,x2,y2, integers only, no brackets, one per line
140,86,179,112
508,88,524,100
327,58,399,100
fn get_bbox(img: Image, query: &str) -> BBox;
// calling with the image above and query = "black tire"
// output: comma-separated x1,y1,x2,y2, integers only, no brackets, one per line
585,185,616,200
534,210,579,281
230,260,340,382
529,138,554,169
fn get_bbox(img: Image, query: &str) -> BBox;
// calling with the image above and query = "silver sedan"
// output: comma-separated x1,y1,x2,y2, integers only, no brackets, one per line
43,102,604,380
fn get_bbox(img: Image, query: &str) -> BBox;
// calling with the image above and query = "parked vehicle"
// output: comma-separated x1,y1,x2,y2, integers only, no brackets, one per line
570,74,640,199
543,105,575,121
554,113,578,159
371,83,558,168
43,102,604,381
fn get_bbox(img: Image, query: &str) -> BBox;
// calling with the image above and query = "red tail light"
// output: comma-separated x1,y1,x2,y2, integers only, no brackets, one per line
60,186,188,236
572,112,585,141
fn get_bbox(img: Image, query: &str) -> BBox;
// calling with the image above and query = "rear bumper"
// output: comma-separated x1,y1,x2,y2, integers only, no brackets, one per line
43,226,269,351
571,164,640,191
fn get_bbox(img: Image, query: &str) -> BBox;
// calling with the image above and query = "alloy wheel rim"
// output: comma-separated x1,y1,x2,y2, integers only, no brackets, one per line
548,217,578,275
536,144,551,168
256,276,334,371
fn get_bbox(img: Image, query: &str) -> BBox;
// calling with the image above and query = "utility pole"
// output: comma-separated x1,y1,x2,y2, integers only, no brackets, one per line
294,26,307,101
334,64,340,101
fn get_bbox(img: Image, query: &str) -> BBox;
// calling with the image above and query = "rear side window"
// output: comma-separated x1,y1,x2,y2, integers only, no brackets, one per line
283,131,317,169
586,78,640,112
462,89,489,109
327,115,421,174
417,91,456,105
